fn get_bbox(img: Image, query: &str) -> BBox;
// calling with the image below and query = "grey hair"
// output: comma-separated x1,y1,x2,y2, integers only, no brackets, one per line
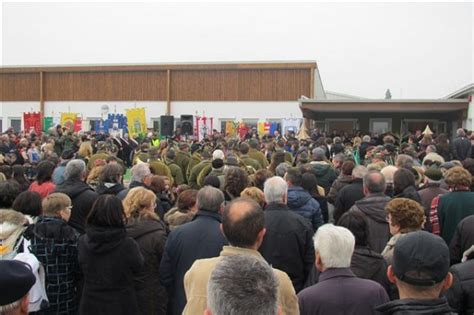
333,153,345,162
352,165,368,179
312,147,326,161
264,176,288,204
131,163,151,183
456,128,466,137
0,298,22,314
207,255,279,315
363,170,386,194
314,224,355,269
396,154,414,169
196,186,224,213
362,135,371,142
63,159,86,180
275,162,289,177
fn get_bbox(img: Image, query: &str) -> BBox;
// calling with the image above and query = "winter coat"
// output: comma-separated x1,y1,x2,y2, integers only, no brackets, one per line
164,158,185,186
24,216,80,315
349,193,391,253
287,186,323,231
55,179,98,234
298,268,389,315
164,208,195,230
188,160,211,189
29,181,56,199
438,191,474,245
394,185,422,204
445,259,474,315
159,210,227,315
376,297,454,315
310,162,338,195
95,182,127,196
351,246,391,295
326,175,352,204
449,215,474,265
78,226,144,315
52,162,67,185
418,183,448,232
451,136,472,161
126,217,168,315
334,179,365,223
258,202,315,293
0,209,28,260
183,246,299,315
249,148,269,169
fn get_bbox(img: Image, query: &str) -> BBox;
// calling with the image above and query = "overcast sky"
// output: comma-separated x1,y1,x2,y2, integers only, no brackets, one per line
2,2,473,99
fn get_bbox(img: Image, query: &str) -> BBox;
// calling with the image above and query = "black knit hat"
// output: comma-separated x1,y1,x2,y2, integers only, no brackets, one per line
0,260,35,305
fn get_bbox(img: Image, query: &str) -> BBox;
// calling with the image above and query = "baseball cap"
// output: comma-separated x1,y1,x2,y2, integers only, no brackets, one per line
0,260,36,306
392,231,449,286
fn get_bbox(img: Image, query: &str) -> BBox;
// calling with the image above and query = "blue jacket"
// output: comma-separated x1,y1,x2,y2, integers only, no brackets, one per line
159,210,227,315
287,186,323,231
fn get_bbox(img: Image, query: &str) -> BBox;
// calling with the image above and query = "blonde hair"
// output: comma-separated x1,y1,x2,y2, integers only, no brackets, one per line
123,187,159,220
78,141,93,158
42,193,71,216
87,165,104,184
240,187,265,208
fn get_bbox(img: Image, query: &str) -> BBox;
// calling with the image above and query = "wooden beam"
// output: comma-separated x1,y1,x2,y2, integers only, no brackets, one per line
39,72,44,131
310,68,315,98
166,70,171,115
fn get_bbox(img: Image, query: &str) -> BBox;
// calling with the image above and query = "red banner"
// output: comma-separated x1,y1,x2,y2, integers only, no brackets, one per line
74,117,82,132
23,112,42,134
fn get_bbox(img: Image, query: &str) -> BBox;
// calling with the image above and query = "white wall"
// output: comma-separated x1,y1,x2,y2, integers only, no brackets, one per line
0,102,40,132
170,101,302,126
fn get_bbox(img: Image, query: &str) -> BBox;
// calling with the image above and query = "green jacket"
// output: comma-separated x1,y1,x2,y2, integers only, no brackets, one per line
164,157,185,186
133,151,149,165
188,160,211,189
249,148,269,169
186,153,202,181
148,158,173,184
197,164,212,188
240,154,262,171
174,150,191,182
439,191,474,245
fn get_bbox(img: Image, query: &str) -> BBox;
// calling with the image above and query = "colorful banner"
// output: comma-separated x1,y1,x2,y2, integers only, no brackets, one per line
195,116,214,140
74,117,82,132
237,122,249,140
281,118,301,135
23,112,42,133
225,121,238,137
61,112,77,131
126,108,147,137
269,122,279,136
257,120,271,136
94,113,128,135
43,117,54,132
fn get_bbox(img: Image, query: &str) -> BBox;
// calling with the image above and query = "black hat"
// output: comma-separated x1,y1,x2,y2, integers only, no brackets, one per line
61,149,75,160
203,175,221,189
212,158,224,169
424,167,443,181
0,260,36,305
225,156,240,167
392,231,449,286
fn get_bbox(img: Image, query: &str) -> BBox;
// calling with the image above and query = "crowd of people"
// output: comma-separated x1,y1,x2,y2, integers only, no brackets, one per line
0,123,474,315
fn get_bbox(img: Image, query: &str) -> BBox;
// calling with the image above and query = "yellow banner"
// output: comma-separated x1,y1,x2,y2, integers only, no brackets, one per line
126,108,147,137
60,112,77,131
225,121,237,137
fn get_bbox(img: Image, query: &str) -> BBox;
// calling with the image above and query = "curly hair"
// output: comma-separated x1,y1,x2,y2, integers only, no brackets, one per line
224,167,248,198
444,166,472,189
385,198,424,233
240,187,265,208
86,165,105,184
122,187,158,220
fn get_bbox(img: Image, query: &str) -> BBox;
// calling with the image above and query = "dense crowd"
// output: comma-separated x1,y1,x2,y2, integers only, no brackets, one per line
0,124,474,315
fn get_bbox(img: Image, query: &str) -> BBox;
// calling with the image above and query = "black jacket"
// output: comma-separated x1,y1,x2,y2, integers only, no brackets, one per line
451,136,472,161
55,179,99,234
376,297,454,314
395,185,422,204
334,179,365,223
95,182,127,196
311,163,338,195
78,226,144,315
349,193,391,253
24,216,80,314
351,246,391,295
258,202,315,293
449,215,474,265
446,259,474,315
126,217,168,315
159,210,227,315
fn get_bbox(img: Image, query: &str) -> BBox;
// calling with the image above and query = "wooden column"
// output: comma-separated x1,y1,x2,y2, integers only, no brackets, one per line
39,71,44,130
310,67,315,98
166,69,171,115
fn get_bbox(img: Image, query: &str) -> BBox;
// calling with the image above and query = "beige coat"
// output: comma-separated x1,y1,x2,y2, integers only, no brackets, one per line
183,246,299,315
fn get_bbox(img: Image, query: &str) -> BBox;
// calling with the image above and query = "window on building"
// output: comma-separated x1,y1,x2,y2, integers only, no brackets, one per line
10,118,21,132
370,118,392,134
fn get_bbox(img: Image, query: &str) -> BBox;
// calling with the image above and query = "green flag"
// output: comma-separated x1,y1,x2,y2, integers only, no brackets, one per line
43,117,53,132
